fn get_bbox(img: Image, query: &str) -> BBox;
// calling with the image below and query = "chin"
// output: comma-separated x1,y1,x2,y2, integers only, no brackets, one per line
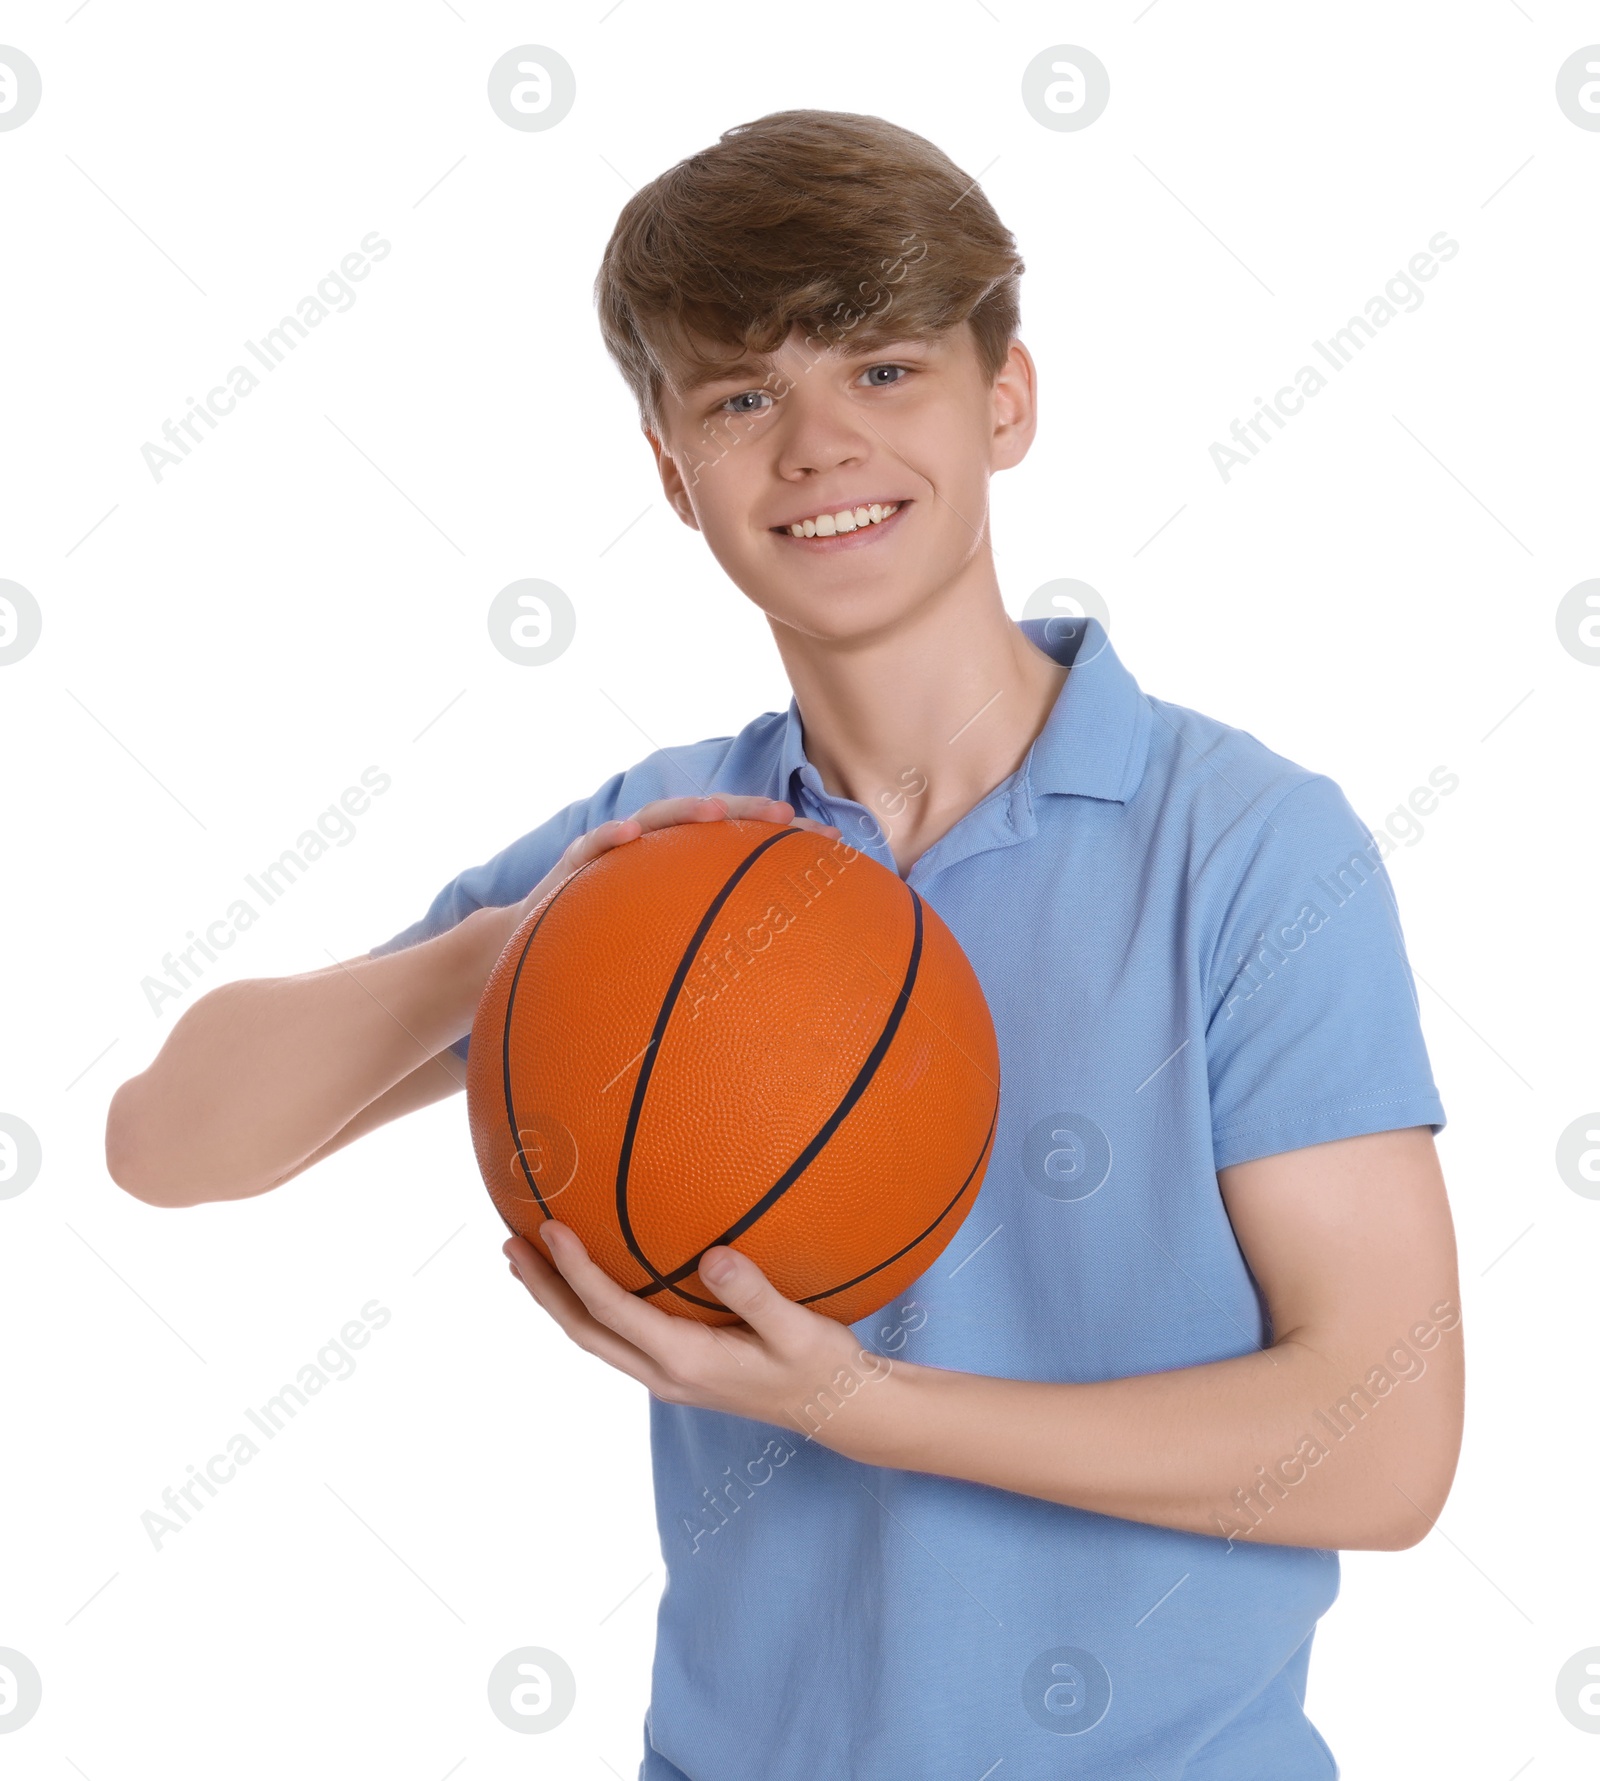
761,582,931,645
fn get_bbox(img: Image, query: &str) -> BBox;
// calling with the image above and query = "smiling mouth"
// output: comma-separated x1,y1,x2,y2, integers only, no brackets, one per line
770,500,910,546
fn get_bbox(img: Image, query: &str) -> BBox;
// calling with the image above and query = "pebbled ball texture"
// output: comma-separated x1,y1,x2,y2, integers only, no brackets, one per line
467,819,1000,1326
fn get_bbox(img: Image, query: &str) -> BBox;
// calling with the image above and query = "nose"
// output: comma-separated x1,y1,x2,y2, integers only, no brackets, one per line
771,378,873,482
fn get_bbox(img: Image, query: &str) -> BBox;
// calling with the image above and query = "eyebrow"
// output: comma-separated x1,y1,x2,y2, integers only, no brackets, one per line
677,358,774,395
675,337,936,397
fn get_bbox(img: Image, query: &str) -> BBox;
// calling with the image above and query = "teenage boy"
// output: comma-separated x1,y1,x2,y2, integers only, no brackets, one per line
108,110,1463,1780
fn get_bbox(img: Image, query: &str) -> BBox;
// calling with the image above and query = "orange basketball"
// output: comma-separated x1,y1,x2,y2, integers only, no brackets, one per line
466,818,1000,1326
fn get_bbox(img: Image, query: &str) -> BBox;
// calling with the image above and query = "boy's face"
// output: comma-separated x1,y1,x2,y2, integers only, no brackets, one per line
644,321,1036,643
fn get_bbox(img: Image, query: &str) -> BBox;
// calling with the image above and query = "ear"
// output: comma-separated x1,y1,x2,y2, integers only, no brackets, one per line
643,424,703,531
989,338,1038,474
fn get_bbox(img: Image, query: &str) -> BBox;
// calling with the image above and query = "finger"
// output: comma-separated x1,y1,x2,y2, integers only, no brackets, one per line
520,819,643,916
505,1236,682,1394
619,794,842,843
640,793,843,839
561,816,644,875
625,795,739,832
524,803,837,930
709,794,798,822
626,794,791,833
696,1244,813,1348
536,1221,703,1365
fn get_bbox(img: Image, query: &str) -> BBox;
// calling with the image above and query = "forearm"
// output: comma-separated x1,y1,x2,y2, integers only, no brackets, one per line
833,1309,1463,1551
106,906,511,1206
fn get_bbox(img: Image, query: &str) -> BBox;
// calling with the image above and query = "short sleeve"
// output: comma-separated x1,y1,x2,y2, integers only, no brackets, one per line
368,769,630,1063
1204,774,1446,1170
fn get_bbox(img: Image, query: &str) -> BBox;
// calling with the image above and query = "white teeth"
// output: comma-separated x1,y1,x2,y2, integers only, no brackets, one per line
784,501,901,537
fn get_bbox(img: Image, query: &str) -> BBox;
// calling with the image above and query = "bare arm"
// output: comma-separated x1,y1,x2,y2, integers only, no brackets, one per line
250,1041,471,1199
836,1125,1465,1549
106,898,523,1207
507,1125,1464,1553
106,795,832,1208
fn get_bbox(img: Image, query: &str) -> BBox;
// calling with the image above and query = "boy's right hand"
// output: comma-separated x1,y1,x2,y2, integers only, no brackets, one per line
488,795,839,954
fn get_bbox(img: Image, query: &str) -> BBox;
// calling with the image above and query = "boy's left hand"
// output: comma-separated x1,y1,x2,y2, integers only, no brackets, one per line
504,1222,900,1457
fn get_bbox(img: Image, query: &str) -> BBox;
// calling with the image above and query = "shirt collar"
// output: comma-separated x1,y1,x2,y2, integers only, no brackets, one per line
774,616,1150,808
1015,615,1151,802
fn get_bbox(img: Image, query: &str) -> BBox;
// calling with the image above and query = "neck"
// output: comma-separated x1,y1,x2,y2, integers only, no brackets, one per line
767,557,1068,875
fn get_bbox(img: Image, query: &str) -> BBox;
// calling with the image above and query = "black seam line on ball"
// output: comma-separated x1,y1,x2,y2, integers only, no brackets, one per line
633,881,925,1309
502,859,606,1218
616,826,819,1300
796,1087,998,1306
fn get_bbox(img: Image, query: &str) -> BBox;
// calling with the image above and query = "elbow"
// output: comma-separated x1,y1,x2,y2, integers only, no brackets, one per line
1363,1506,1434,1552
104,1079,146,1196
1382,1476,1457,1551
1358,1452,1463,1552
105,1078,194,1208
1323,1499,1437,1553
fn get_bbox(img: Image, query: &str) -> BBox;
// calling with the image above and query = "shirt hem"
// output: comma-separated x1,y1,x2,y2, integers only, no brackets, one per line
1212,1090,1446,1171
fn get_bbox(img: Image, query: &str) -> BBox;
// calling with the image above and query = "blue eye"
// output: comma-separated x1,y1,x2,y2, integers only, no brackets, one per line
719,364,908,413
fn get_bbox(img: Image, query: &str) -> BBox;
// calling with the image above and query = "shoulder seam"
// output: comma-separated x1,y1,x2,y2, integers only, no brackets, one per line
1200,773,1349,1009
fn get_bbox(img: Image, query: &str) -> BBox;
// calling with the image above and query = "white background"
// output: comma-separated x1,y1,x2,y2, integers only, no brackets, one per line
2,2,1597,1776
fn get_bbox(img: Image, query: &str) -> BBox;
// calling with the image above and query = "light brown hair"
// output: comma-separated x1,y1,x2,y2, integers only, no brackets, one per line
595,109,1025,433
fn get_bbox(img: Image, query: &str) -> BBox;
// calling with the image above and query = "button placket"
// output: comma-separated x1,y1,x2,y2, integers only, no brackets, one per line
905,772,1038,893
794,758,1039,890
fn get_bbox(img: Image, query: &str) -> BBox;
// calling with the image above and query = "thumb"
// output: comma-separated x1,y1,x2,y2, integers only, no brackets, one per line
697,1245,803,1336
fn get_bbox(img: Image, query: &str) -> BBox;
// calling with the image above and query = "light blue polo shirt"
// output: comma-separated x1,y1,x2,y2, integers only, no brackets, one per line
372,617,1445,1779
